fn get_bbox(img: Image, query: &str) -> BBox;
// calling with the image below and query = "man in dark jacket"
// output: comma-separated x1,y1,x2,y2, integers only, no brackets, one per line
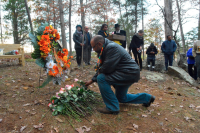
146,43,158,71
161,35,177,71
98,24,109,38
85,35,155,115
130,30,144,71
114,24,126,49
73,25,84,67
187,48,197,80
83,26,92,65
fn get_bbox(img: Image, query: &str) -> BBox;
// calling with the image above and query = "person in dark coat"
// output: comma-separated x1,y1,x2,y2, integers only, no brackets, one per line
130,30,144,71
85,35,155,115
113,24,126,49
83,26,92,65
146,43,158,71
98,24,109,38
161,35,177,71
187,48,197,80
73,25,84,67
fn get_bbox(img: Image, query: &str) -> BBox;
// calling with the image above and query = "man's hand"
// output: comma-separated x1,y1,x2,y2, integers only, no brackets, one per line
137,48,140,51
85,80,93,87
80,43,84,46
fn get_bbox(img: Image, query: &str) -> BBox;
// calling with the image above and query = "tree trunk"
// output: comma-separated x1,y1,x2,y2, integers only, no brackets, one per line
198,0,200,40
24,0,33,33
69,0,72,55
141,0,144,60
58,0,67,48
164,0,173,40
135,2,138,33
0,2,2,43
80,0,85,67
176,0,186,54
53,0,56,29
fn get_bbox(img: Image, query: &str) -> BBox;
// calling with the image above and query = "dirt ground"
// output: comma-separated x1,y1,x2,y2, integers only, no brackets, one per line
0,56,200,133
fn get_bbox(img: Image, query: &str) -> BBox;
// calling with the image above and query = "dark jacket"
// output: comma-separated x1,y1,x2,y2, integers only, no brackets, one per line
130,34,144,49
73,30,83,49
114,30,126,49
146,46,158,58
98,30,109,38
187,48,195,64
161,40,177,55
92,38,140,85
84,32,92,48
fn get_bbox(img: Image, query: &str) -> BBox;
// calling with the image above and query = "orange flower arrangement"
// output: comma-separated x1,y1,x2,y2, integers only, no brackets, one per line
57,48,72,69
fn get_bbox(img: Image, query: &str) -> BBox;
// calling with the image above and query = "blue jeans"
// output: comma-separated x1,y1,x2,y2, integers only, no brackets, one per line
97,74,152,111
164,54,173,70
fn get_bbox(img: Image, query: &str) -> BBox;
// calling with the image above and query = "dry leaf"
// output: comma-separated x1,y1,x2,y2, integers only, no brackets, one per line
180,105,183,108
175,128,182,132
23,87,28,90
54,127,59,133
189,104,195,108
196,106,200,109
82,126,91,132
91,119,95,124
76,127,85,133
162,128,167,132
133,124,138,129
25,110,30,113
157,113,161,116
136,87,140,90
20,125,27,132
33,123,45,129
142,114,147,117
23,103,31,106
55,117,64,123
126,127,134,130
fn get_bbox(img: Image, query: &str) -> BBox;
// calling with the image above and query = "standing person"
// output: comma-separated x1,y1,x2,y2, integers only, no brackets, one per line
146,43,158,71
73,25,84,67
83,26,92,65
130,30,144,71
113,24,126,49
187,48,197,80
161,35,177,71
98,24,109,38
85,35,155,115
192,40,200,83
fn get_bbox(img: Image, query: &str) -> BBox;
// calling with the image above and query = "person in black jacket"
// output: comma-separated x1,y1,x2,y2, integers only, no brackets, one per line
146,43,158,71
113,24,126,49
130,30,144,71
98,24,109,38
73,25,84,67
85,35,155,115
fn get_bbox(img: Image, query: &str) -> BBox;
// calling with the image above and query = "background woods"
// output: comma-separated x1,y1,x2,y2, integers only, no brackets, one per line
0,0,199,55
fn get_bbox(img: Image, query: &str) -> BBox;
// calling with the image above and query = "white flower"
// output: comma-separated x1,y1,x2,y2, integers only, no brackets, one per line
78,88,80,91
74,78,79,82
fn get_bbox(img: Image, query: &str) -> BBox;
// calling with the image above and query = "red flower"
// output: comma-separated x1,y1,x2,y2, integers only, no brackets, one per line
48,103,52,107
52,100,54,104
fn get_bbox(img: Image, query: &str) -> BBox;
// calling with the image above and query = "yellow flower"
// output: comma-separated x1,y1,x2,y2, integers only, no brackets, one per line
63,56,68,61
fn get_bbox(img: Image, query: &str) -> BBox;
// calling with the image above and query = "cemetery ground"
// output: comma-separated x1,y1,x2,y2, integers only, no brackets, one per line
0,54,200,133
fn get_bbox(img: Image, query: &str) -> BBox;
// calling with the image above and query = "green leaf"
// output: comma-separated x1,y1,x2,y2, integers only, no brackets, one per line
37,23,49,35
57,105,64,112
73,94,77,99
52,111,58,116
37,35,41,41
29,33,38,48
35,58,45,68
39,75,53,88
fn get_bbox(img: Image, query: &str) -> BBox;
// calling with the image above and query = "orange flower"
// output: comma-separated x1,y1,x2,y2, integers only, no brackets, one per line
55,33,60,41
49,65,59,77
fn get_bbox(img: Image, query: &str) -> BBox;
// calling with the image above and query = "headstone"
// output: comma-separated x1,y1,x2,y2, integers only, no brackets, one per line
177,53,187,71
167,66,198,86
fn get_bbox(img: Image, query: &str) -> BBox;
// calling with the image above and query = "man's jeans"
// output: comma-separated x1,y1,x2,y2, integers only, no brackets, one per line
164,54,174,70
97,74,152,111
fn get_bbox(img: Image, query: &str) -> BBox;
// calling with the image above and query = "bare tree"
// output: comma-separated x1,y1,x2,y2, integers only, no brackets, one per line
0,1,2,44
198,0,200,40
69,0,72,55
164,0,173,39
80,0,85,68
59,0,67,48
176,0,186,54
24,0,33,33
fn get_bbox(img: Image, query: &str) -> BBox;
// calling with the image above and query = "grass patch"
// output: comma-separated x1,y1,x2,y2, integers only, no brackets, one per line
25,58,35,62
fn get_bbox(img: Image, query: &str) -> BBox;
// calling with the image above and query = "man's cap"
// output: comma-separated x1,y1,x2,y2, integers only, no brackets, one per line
114,24,120,28
138,30,144,33
76,25,82,29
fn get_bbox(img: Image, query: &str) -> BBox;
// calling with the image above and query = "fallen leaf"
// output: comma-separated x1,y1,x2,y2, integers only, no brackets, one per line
189,104,195,108
180,105,183,108
82,126,91,132
136,87,140,90
0,119,2,123
76,127,85,133
142,114,147,118
23,103,31,106
20,126,27,132
6,83,11,86
33,123,44,129
175,128,182,132
157,113,161,116
91,119,95,124
25,110,30,113
54,127,59,133
123,108,128,112
196,106,200,109
133,124,138,129
55,117,64,123
23,87,28,90
162,127,167,132
126,127,134,130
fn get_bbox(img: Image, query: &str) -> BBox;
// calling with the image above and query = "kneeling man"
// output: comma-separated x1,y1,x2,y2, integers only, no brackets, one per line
85,35,155,115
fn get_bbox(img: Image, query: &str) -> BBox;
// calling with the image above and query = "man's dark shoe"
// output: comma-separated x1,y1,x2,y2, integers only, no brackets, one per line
88,62,91,65
142,96,155,107
97,108,119,115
